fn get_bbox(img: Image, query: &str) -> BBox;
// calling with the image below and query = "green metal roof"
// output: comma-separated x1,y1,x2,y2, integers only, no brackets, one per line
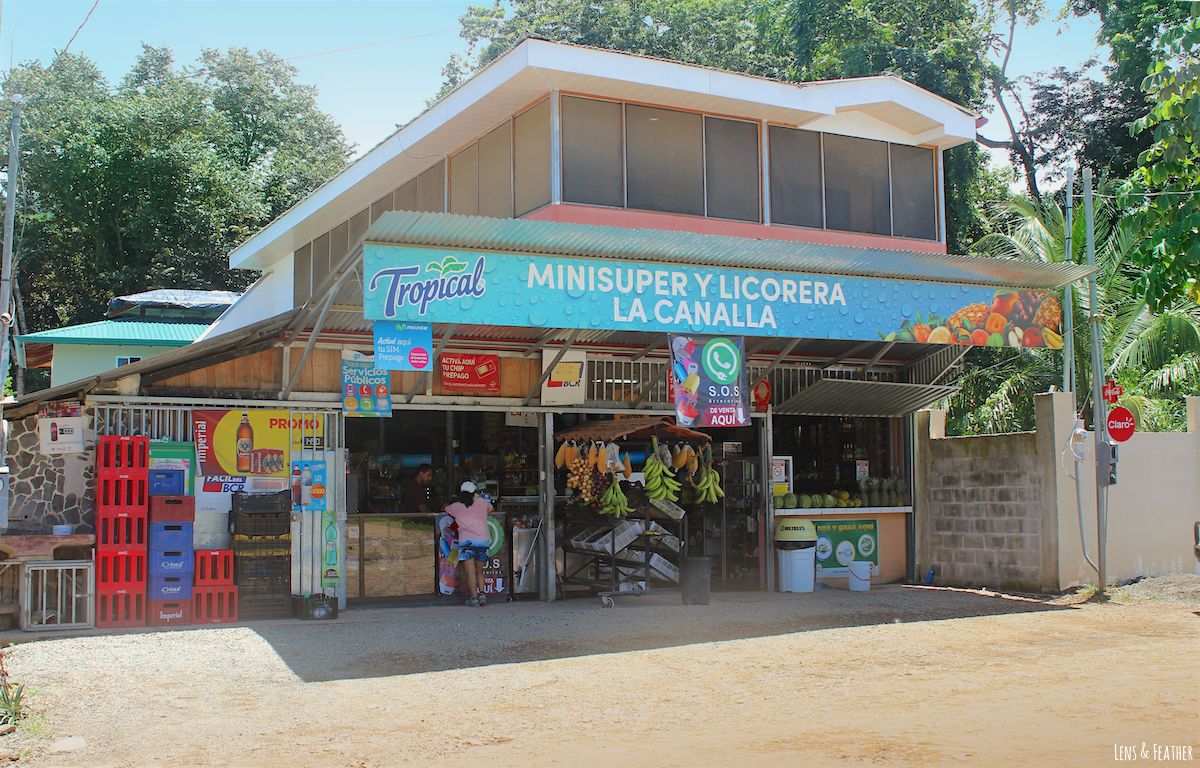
15,319,210,346
364,211,1096,291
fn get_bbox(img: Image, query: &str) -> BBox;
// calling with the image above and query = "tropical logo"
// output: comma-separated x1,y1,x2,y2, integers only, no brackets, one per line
368,254,488,319
425,255,470,276
702,337,741,385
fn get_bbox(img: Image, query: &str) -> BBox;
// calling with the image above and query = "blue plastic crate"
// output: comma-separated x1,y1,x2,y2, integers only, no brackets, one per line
149,549,194,575
148,469,185,496
149,573,193,600
150,522,193,550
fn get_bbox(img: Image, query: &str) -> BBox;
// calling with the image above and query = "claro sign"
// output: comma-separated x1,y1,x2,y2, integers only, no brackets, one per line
362,245,1063,348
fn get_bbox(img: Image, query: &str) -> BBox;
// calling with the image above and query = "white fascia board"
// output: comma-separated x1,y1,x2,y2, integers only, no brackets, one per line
823,77,976,147
525,40,835,117
228,44,537,272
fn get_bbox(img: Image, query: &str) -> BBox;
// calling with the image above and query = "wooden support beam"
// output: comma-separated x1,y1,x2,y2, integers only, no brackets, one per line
406,324,457,403
630,363,670,408
754,338,802,384
821,340,876,370
859,341,897,373
631,334,667,361
524,328,581,405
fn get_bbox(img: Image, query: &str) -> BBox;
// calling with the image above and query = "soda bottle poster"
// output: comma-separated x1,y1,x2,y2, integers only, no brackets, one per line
321,510,340,588
291,460,327,512
192,410,325,478
668,335,750,428
37,401,84,454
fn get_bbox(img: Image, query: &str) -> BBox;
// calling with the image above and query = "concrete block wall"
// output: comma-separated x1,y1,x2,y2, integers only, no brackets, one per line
914,402,1058,593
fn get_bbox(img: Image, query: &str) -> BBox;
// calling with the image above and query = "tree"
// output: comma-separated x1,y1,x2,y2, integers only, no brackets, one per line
442,0,995,253
0,45,352,383
948,189,1200,433
1120,16,1200,311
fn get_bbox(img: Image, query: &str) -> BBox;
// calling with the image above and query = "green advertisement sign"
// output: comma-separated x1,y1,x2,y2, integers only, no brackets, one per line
814,519,878,578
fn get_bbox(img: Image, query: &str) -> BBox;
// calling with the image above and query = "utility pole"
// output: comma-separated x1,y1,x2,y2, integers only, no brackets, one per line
1083,168,1107,592
1063,168,1075,394
0,95,25,469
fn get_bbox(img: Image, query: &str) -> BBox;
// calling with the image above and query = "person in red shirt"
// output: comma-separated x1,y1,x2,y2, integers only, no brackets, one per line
445,481,493,607
403,464,433,514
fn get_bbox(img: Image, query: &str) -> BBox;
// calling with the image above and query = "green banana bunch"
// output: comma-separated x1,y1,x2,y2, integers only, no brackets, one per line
643,443,682,502
599,475,633,517
695,466,725,504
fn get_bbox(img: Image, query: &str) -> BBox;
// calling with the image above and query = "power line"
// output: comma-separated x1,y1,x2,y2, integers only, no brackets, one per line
56,0,99,62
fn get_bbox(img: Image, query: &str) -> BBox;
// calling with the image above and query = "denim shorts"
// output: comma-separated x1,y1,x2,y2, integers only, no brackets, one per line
459,540,490,562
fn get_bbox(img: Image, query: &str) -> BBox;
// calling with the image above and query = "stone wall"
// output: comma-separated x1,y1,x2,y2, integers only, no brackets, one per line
914,398,1059,593
4,412,96,535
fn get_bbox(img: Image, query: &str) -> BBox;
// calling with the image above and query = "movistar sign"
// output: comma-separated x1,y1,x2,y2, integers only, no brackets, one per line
362,244,1063,346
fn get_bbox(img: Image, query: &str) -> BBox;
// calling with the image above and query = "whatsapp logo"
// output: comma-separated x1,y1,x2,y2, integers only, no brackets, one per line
702,338,741,385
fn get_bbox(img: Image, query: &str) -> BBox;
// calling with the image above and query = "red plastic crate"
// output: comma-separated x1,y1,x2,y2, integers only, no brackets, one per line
96,436,150,477
193,585,238,624
96,509,148,550
149,496,195,522
195,550,233,586
147,599,192,628
96,588,146,629
95,549,147,589
98,474,148,516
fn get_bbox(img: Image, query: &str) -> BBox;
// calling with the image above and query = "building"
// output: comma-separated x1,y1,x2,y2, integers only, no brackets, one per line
15,290,239,387
2,39,1090,622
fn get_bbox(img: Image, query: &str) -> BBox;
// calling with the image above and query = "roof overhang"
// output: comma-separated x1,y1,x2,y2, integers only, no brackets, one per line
363,211,1095,291
228,39,979,272
774,378,958,417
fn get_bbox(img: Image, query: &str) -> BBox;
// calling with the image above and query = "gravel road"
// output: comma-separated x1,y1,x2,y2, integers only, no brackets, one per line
0,576,1195,766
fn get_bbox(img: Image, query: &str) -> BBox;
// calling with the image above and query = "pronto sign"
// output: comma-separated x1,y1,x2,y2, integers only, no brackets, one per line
362,245,1063,347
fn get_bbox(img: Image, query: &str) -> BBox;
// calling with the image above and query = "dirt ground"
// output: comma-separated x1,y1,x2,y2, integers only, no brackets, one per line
1,578,1197,767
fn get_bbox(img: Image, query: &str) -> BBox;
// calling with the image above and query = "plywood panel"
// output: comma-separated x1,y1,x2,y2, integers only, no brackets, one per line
500,357,525,398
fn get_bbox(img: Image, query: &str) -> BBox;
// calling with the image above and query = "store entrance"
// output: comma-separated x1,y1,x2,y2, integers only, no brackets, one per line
343,410,541,601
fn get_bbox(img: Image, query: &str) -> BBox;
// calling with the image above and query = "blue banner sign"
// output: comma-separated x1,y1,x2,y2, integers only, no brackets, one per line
363,245,1064,348
372,321,433,371
341,350,391,417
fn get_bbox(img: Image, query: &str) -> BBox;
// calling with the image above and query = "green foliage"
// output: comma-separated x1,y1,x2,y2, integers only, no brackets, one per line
0,45,351,336
1122,16,1200,311
0,651,25,724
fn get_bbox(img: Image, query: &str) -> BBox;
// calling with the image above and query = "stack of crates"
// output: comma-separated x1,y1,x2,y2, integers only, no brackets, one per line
232,491,292,620
193,549,237,623
94,436,150,628
147,466,193,627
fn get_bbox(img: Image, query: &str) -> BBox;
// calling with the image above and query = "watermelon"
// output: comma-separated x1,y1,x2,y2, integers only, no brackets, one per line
773,495,786,509
784,493,798,509
799,494,812,508
823,494,837,508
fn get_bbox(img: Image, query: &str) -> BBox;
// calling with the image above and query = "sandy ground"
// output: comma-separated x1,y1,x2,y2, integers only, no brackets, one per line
0,579,1196,767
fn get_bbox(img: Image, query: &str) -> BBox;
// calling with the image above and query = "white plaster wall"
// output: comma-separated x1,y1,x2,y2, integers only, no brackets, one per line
1052,393,1200,587
49,344,182,387
197,264,293,341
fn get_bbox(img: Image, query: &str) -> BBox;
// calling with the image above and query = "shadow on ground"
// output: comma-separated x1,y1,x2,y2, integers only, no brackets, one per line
252,586,1070,683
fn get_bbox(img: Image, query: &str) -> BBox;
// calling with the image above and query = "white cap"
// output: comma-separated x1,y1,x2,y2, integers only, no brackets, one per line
460,481,477,494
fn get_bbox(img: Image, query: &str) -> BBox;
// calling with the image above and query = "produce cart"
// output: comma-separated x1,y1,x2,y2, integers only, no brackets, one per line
552,417,716,607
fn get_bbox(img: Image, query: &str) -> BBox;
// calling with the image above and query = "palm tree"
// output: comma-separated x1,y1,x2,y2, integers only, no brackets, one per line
945,188,1200,434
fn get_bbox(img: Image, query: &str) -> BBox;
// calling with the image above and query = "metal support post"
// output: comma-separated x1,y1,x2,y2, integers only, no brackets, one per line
539,411,556,601
1064,167,1075,394
1083,168,1107,591
760,410,774,591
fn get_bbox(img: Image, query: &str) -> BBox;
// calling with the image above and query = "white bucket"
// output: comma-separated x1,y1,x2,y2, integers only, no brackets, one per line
51,525,72,535
848,560,871,591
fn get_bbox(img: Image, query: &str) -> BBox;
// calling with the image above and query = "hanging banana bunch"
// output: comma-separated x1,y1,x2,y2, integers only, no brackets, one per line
598,442,632,517
643,437,682,502
695,443,725,504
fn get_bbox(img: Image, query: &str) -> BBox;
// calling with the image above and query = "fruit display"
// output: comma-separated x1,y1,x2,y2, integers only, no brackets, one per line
881,290,1063,349
693,443,725,505
561,440,635,515
643,438,682,503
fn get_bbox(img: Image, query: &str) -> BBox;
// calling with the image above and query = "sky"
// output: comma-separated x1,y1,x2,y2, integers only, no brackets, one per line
9,0,1106,168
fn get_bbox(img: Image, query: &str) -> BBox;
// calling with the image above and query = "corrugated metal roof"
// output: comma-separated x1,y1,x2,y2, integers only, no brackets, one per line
15,320,211,346
553,416,710,443
774,378,958,417
365,211,1094,290
108,289,240,315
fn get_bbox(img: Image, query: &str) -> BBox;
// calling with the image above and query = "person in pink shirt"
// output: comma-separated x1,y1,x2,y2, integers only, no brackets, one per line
446,481,493,607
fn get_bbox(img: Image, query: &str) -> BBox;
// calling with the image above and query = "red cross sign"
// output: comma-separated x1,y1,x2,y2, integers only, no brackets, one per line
1102,380,1123,404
